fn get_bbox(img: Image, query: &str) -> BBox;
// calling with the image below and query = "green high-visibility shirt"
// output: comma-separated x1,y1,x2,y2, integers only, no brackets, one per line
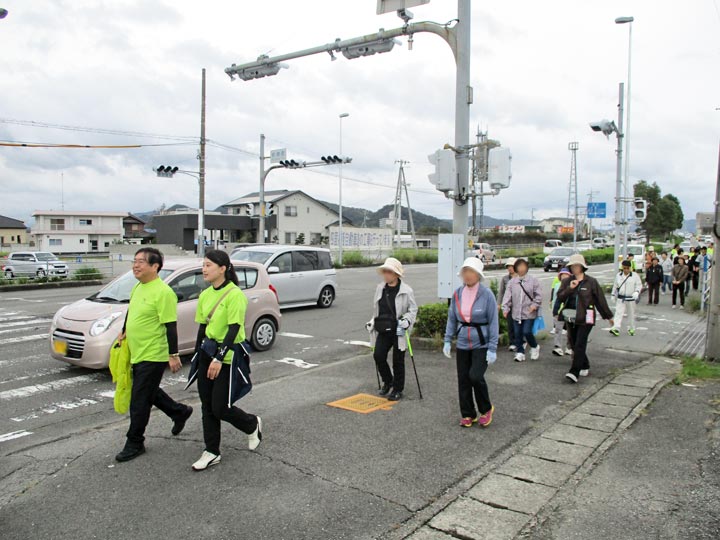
126,277,177,364
195,282,247,364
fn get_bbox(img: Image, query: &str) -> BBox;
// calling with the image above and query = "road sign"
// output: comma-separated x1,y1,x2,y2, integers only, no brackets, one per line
376,0,430,15
270,148,286,164
587,202,607,219
560,226,575,234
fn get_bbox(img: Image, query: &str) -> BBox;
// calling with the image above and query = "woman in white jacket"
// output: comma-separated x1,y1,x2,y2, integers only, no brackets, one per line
610,260,643,336
366,258,418,401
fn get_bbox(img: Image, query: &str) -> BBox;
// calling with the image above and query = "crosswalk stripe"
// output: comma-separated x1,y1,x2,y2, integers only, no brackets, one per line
0,374,102,400
0,430,33,443
0,314,31,322
0,334,49,346
0,320,52,335
0,318,51,329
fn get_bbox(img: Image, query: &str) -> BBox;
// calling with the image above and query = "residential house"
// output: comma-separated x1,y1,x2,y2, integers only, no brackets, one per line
222,190,351,245
123,213,154,245
31,211,125,253
0,215,27,247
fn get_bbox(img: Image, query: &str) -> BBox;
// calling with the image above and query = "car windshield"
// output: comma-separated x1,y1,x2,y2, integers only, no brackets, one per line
231,250,274,264
35,252,58,261
89,269,173,303
551,248,574,256
626,246,643,256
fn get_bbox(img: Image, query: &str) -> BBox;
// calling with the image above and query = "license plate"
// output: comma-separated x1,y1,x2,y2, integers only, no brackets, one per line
551,263,558,268
53,340,67,355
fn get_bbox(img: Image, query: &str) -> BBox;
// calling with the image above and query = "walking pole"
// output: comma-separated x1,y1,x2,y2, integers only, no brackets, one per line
405,333,423,399
371,347,381,390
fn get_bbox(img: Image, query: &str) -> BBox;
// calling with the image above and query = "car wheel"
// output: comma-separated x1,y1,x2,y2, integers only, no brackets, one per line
491,255,496,262
4,270,13,279
544,267,550,272
318,286,335,308
251,317,276,351
36,269,46,278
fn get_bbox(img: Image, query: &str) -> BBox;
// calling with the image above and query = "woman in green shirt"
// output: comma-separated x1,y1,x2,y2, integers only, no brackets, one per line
191,250,262,471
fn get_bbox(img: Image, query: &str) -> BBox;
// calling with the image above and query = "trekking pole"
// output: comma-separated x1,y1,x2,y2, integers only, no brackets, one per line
371,347,381,390
405,333,423,399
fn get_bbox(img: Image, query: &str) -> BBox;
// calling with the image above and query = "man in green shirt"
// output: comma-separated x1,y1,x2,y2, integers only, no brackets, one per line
115,247,193,462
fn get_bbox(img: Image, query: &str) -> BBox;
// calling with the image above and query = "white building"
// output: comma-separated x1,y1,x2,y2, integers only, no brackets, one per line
32,211,126,253
222,190,350,245
539,217,576,235
378,210,408,233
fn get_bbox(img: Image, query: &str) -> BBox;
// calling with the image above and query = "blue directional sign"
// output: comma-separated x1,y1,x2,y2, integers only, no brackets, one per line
587,202,607,219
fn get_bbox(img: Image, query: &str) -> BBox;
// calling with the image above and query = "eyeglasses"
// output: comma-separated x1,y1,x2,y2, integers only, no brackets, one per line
132,258,148,265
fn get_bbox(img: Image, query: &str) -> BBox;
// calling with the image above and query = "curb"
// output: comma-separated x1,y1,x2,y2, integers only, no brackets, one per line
0,280,103,292
388,355,681,540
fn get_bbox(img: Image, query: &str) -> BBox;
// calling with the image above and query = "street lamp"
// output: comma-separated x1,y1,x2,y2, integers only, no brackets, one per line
616,15,634,257
338,112,349,265
589,83,625,271
153,165,206,257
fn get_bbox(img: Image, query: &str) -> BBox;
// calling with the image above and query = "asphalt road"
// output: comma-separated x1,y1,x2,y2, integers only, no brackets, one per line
0,261,699,539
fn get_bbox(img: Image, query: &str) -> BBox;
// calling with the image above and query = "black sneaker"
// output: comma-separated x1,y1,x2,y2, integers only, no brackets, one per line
378,383,392,397
388,390,403,401
171,406,193,436
115,445,146,462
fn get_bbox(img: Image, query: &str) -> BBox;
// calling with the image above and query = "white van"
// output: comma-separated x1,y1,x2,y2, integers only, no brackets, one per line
230,245,338,309
543,239,563,254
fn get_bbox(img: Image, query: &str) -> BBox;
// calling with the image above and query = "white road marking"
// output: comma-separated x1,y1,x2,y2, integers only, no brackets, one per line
10,398,100,422
1,297,43,303
0,333,49,346
0,374,102,400
276,357,318,369
0,319,52,335
0,366,71,385
0,314,32,322
0,430,33,442
278,332,314,339
0,317,51,328
344,340,372,347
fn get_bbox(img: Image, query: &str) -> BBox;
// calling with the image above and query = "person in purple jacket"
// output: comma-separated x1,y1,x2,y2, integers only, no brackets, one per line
501,258,543,362
443,258,499,428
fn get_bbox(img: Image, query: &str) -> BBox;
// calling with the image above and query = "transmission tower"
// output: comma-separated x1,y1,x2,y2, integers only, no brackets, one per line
392,160,417,250
567,142,579,247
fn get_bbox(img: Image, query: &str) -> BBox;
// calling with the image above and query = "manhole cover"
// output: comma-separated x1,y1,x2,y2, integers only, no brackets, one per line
326,393,396,414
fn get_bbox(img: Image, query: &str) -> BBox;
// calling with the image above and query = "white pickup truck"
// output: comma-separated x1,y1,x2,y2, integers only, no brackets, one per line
1,251,69,278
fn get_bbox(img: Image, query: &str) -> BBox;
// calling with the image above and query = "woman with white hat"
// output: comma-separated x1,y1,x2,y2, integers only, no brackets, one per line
497,257,517,352
443,258,499,428
366,257,417,401
556,254,614,383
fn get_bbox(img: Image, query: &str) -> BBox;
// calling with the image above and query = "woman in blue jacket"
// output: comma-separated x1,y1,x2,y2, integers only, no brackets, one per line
443,258,500,428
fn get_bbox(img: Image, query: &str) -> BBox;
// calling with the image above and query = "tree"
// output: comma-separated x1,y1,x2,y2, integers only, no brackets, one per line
295,233,305,245
633,180,684,240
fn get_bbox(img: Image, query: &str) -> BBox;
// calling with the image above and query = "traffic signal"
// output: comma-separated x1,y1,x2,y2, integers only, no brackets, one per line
633,198,648,221
321,155,351,164
280,159,304,169
488,148,512,190
155,165,179,178
265,202,276,216
427,149,456,192
243,203,254,216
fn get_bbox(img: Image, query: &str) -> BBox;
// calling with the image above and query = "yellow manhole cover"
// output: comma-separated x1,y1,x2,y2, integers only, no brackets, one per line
326,393,396,414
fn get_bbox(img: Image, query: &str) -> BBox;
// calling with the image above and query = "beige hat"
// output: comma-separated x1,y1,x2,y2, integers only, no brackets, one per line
459,257,485,278
377,257,404,277
648,246,655,252
505,257,517,267
567,253,588,270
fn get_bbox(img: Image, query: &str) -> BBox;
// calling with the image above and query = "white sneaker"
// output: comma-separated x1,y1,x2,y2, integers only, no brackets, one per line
530,346,540,360
248,416,263,450
579,369,590,377
565,373,578,383
679,305,684,310
562,329,567,335
565,347,573,356
552,347,564,356
508,345,517,352
192,450,221,471
514,352,526,362
550,328,556,335
672,305,676,309
661,291,666,295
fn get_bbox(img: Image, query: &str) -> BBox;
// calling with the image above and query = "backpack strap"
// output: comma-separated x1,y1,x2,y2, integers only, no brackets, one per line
206,287,235,325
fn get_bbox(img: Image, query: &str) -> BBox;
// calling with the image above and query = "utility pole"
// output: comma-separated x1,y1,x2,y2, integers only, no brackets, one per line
587,189,600,239
568,142,579,248
198,68,206,257
705,142,720,360
258,134,266,244
392,160,417,250
614,83,625,266
60,172,65,211
530,208,536,227
453,0,472,239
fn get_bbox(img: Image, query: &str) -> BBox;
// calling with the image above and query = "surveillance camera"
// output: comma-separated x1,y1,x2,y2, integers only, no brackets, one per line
397,8,414,23
589,120,616,138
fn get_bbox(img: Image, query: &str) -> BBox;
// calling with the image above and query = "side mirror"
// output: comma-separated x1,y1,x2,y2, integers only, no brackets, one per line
267,266,280,275
175,292,185,301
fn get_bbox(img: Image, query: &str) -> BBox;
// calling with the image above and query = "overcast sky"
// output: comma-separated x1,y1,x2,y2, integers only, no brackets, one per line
0,0,718,227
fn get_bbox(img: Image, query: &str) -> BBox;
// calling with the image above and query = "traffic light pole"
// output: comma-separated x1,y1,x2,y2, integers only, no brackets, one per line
258,134,266,244
198,68,207,258
452,0,471,236
614,83,625,268
705,142,720,360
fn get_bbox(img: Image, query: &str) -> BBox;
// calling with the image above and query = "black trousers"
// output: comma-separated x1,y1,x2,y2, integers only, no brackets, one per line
126,361,188,448
373,331,405,392
456,348,491,418
505,311,515,345
672,283,685,306
692,272,699,290
197,353,258,455
647,282,660,304
567,323,593,377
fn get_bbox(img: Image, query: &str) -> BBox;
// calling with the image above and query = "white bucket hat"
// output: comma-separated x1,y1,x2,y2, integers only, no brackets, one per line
459,257,485,278
505,257,517,267
377,257,404,277
567,253,588,270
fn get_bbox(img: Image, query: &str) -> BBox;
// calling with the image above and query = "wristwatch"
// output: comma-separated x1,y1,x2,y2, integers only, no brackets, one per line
211,358,222,364
169,353,180,358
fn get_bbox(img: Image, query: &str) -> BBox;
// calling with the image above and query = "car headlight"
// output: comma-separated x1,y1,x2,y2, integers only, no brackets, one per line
544,257,550,263
90,311,124,337
563,257,570,262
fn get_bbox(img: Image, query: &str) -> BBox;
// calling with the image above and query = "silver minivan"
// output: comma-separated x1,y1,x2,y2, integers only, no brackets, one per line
2,251,69,278
231,245,337,309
